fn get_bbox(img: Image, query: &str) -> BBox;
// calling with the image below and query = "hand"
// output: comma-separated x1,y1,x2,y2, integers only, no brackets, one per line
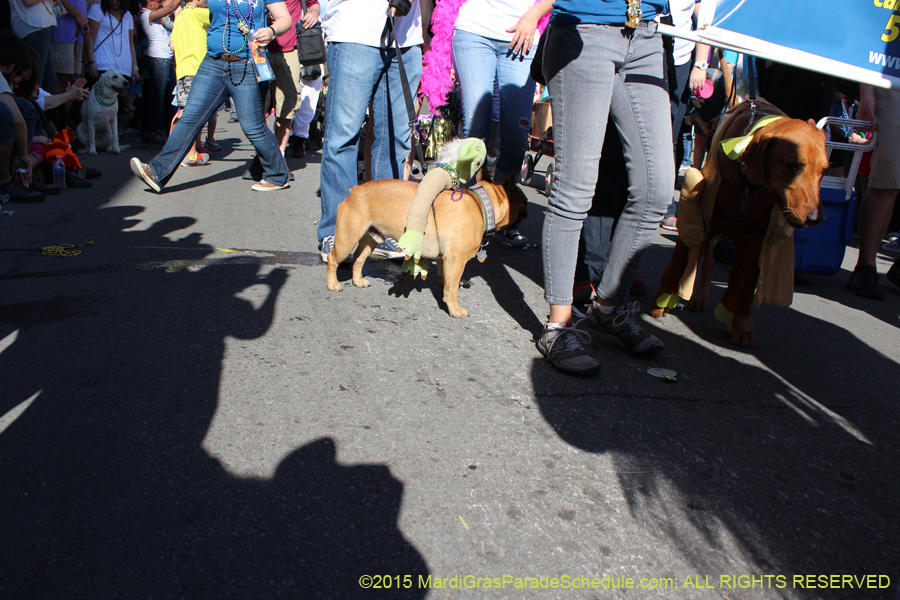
76,12,89,31
88,63,99,79
252,26,275,46
66,80,90,101
13,154,33,181
689,66,706,92
506,6,540,57
397,230,424,263
301,2,320,28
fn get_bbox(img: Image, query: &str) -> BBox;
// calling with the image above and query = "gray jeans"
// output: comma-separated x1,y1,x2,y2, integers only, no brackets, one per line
541,21,673,306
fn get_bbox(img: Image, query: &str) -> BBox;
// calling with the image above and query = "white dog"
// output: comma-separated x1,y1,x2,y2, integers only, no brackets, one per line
77,70,128,155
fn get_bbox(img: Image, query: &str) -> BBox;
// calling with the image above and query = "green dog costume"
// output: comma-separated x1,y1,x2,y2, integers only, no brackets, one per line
397,138,487,279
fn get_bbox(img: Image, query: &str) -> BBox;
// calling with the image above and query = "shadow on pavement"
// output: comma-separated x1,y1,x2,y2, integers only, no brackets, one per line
0,196,428,597
532,281,900,597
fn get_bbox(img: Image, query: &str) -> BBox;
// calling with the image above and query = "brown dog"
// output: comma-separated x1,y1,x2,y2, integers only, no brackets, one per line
325,175,528,318
653,98,829,347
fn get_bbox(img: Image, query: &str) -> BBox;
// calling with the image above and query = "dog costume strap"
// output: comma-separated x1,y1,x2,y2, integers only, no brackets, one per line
465,184,497,237
720,115,785,160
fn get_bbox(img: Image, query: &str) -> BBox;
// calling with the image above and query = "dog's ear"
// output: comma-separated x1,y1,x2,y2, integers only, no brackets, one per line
740,132,774,186
502,170,517,196
475,161,492,183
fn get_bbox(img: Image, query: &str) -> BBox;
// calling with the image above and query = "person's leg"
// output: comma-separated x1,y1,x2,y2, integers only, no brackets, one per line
270,50,301,155
144,57,170,135
494,39,535,183
24,27,57,94
226,59,288,186
452,30,497,144
13,97,39,144
542,24,618,322
148,57,227,186
0,103,15,186
597,23,673,306
370,44,422,182
318,42,383,243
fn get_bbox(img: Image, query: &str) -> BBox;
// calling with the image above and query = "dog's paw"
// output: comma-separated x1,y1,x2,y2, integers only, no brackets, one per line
88,149,99,156
687,296,708,311
109,148,121,155
650,307,669,318
326,281,344,292
730,315,756,348
352,277,370,288
447,305,469,318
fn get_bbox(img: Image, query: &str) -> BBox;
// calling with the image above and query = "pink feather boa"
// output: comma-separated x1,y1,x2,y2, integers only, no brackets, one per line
419,0,550,115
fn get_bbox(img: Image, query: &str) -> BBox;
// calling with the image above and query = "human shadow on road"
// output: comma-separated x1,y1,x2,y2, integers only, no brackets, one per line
0,209,428,598
532,300,899,597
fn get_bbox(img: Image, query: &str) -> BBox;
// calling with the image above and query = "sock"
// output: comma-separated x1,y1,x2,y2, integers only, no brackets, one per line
545,321,571,330
594,303,615,314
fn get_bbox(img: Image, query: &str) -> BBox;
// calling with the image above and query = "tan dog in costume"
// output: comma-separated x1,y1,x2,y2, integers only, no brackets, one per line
325,174,528,318
653,98,828,347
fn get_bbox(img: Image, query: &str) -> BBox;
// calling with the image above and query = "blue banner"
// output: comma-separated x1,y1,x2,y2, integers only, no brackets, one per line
659,0,900,89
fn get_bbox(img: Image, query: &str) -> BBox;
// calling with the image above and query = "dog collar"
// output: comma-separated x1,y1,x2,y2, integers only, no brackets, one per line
93,84,117,107
465,184,497,238
720,115,785,160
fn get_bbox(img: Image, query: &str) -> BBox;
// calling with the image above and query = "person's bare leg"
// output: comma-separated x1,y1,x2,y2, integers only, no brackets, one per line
206,113,218,145
548,304,572,324
274,116,291,155
856,187,899,267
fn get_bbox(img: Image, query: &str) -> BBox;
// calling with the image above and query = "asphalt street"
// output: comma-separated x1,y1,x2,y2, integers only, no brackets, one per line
1,116,899,600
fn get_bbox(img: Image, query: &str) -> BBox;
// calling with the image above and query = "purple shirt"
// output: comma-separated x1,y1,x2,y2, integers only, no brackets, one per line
52,0,87,44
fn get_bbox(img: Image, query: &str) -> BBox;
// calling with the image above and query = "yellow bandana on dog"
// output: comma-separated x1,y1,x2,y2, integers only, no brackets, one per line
720,115,785,160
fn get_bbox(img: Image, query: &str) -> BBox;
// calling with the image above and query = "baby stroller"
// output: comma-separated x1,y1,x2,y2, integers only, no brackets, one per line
520,125,555,194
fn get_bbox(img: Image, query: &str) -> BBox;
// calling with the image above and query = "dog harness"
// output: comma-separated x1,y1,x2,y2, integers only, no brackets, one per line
464,184,496,262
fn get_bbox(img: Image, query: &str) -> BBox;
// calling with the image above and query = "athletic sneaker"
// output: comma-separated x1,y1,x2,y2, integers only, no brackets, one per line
660,215,678,231
847,265,885,300
205,138,221,151
251,179,289,192
372,237,404,260
881,237,900,256
181,152,210,167
129,157,162,193
319,235,334,263
581,301,664,356
536,322,602,376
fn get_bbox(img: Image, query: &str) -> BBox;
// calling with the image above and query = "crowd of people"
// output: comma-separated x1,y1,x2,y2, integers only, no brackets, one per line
3,0,898,376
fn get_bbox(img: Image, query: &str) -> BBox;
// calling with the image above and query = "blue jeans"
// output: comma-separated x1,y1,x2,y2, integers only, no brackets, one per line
318,42,422,243
452,29,534,180
144,57,175,134
24,27,57,94
149,55,288,188
541,22,673,307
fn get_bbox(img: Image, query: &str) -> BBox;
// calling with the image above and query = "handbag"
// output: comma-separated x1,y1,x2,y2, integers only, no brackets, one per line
295,3,325,66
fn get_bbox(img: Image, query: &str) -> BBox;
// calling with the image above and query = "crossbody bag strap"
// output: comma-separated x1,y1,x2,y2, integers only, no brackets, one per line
385,15,428,175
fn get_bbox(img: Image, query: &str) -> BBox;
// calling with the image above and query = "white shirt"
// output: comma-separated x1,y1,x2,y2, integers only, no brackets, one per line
323,0,422,48
667,0,697,66
140,8,173,59
455,0,537,43
88,4,135,73
9,0,57,37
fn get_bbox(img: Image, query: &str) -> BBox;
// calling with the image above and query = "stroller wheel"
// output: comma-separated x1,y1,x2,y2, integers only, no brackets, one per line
544,160,555,196
520,153,534,186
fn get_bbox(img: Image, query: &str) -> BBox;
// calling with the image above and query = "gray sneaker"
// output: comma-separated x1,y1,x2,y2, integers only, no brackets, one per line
583,301,664,357
536,323,602,376
318,234,334,263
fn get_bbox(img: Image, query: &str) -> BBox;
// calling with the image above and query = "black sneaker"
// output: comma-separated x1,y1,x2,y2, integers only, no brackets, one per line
887,261,900,292
847,265,885,300
0,181,46,203
582,301,665,357
496,228,528,247
536,323,602,376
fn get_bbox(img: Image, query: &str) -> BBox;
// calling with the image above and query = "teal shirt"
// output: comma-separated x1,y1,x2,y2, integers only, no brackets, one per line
551,0,669,26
